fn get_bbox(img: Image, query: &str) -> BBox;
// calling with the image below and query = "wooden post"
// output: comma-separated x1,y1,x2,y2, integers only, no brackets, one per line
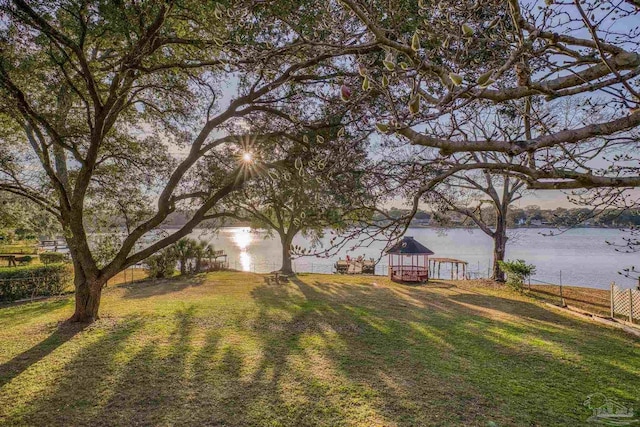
455,263,459,280
450,262,453,280
610,282,615,319
559,270,565,306
629,288,634,324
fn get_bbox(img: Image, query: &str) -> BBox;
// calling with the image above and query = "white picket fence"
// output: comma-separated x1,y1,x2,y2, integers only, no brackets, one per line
611,283,640,324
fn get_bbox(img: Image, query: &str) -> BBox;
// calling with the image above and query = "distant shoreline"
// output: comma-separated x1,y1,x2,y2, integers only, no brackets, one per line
158,224,623,231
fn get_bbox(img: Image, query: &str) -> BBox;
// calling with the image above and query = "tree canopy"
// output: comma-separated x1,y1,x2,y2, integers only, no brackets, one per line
342,0,640,192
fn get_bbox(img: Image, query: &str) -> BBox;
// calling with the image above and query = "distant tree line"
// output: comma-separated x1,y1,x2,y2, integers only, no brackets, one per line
381,206,640,229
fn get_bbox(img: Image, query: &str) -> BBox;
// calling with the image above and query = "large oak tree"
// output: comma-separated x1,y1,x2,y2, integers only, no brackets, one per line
0,0,375,321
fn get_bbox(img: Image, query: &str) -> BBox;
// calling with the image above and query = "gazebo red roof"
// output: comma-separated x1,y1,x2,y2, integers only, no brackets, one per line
386,236,435,255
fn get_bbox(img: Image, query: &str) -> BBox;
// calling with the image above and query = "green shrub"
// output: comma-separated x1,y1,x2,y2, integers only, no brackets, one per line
498,259,536,291
15,255,33,264
40,252,70,265
0,230,16,244
144,247,178,279
0,263,72,302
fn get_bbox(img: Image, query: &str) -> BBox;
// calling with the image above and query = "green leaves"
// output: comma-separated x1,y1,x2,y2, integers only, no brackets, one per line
362,76,371,91
376,123,390,133
462,24,474,37
383,51,396,71
449,72,463,86
214,4,224,20
476,70,494,88
411,32,421,51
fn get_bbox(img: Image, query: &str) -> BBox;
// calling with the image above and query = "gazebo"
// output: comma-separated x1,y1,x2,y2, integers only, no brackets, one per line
386,236,434,282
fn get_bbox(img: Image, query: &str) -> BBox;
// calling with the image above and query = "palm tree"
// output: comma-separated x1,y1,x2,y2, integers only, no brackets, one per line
203,243,216,272
172,238,196,275
193,240,212,273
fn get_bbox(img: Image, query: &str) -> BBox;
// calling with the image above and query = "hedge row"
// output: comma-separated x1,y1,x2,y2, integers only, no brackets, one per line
0,244,38,255
0,263,73,302
40,252,70,265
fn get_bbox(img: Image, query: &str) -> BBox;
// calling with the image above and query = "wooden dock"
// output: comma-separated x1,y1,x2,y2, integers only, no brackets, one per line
335,258,376,275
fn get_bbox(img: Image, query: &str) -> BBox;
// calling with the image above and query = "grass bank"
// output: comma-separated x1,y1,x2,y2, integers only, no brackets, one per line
0,273,638,426
528,284,611,317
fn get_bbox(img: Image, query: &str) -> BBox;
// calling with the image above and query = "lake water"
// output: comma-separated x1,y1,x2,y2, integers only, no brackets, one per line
188,227,640,290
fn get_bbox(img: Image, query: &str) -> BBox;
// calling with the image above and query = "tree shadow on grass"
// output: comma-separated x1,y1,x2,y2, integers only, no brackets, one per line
4,276,638,426
1,316,144,426
117,274,207,299
83,307,197,426
243,278,502,425
446,292,638,345
246,276,639,426
219,284,369,426
0,298,69,324
0,320,86,389
449,292,575,323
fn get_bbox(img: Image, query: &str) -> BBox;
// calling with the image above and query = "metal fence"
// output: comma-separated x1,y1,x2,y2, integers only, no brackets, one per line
611,283,640,324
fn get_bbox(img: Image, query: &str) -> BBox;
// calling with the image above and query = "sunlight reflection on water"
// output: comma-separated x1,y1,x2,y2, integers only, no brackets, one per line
230,227,253,271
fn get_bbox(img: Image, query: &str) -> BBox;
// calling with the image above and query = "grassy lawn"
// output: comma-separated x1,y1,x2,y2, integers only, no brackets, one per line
528,284,611,317
0,272,638,426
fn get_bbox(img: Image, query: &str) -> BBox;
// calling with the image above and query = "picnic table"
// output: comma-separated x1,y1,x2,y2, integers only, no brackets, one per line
266,271,290,284
0,255,17,267
0,255,32,267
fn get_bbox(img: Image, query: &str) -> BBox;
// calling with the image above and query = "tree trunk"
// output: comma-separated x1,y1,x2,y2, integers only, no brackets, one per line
69,281,103,322
280,236,294,274
492,221,507,283
68,264,105,323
